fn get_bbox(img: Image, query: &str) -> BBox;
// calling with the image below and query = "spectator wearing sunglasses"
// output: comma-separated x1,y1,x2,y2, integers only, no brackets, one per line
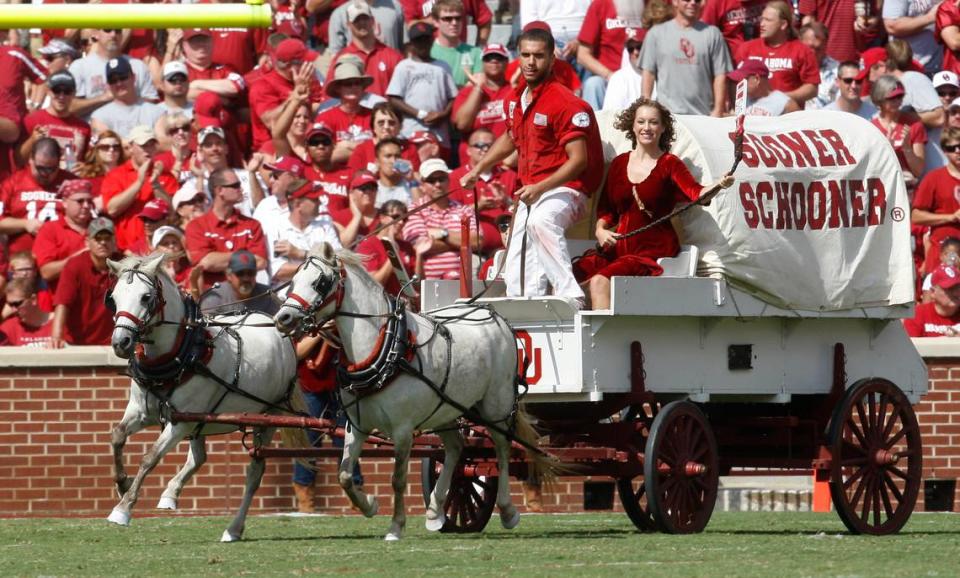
90,57,165,141
602,29,645,112
913,128,960,276
253,156,306,239
0,278,54,348
5,252,54,315
301,124,354,225
429,0,484,88
449,128,516,254
33,179,96,294
824,61,878,120
173,126,265,218
73,130,125,200
157,61,194,122
478,213,512,282
154,113,195,183
68,28,158,119
452,43,512,156
0,138,72,256
21,72,91,164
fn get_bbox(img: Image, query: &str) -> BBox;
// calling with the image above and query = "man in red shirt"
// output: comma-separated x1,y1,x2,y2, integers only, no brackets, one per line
51,217,119,347
317,60,374,165
185,167,268,289
170,28,247,101
453,44,513,148
912,127,960,275
302,124,353,224
702,0,767,56
904,264,960,337
0,137,71,255
325,2,404,97
34,179,94,293
461,27,604,306
735,0,821,106
798,0,861,64
449,127,516,254
937,1,960,78
21,72,91,165
100,125,178,252
577,0,644,110
0,278,54,348
248,38,324,150
206,1,269,75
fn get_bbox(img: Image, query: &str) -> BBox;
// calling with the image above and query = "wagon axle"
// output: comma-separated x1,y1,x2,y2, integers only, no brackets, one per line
873,449,900,466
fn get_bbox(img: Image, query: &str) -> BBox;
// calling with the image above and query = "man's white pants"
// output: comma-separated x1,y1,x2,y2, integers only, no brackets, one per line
505,187,587,299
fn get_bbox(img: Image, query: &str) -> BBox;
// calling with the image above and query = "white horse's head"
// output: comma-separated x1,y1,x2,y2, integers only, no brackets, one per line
274,242,346,335
106,252,168,358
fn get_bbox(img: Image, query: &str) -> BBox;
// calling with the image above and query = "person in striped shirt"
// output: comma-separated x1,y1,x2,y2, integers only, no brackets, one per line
401,158,476,280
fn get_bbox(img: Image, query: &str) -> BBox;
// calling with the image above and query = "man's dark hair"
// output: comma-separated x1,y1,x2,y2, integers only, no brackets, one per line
517,28,555,55
837,60,860,77
208,167,233,196
32,137,61,160
370,101,400,129
375,137,404,156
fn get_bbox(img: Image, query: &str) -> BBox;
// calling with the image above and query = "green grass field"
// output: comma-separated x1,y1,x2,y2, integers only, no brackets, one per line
1,512,957,577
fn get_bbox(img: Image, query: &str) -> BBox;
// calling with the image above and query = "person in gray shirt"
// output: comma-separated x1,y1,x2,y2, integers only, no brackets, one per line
882,0,941,75
639,0,731,116
68,28,158,119
328,0,405,54
200,250,281,316
89,57,165,140
823,61,879,121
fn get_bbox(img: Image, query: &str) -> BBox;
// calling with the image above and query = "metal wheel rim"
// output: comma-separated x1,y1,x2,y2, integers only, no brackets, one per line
828,378,922,535
643,401,719,534
617,402,658,532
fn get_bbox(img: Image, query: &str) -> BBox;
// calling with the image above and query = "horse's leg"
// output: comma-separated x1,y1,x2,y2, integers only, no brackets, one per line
111,385,155,497
157,436,207,510
221,427,274,543
338,425,377,517
108,422,192,526
488,428,521,529
385,429,414,541
425,428,464,532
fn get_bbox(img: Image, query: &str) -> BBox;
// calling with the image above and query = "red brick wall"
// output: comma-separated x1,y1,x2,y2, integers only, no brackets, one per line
0,352,956,518
914,360,960,513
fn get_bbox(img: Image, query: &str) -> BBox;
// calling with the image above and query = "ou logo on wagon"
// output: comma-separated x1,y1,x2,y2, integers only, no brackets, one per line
515,330,542,385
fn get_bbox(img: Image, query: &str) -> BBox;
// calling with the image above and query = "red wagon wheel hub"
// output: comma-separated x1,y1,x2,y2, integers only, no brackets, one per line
873,449,900,466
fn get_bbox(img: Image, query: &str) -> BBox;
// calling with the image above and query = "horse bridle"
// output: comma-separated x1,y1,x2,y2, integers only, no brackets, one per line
285,255,348,333
105,269,167,339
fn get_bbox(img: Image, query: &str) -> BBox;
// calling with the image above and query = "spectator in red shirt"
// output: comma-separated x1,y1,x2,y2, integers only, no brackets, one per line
0,278,54,348
904,264,960,337
338,170,380,246
185,167,268,289
937,1,960,78
577,0,644,110
51,216,120,347
6,252,54,313
21,72,91,166
735,0,821,106
346,102,420,175
913,127,960,275
0,36,49,143
248,38,324,150
573,98,734,310
453,43,512,154
165,28,246,102
317,60,375,165
449,128,515,254
151,225,194,291
100,125,178,252
798,0,862,64
326,2,404,97
0,138,71,255
507,21,583,95
34,179,95,292
403,158,476,280
267,87,312,164
702,0,767,56
202,0,269,75
73,130,125,199
301,124,353,223
870,76,926,184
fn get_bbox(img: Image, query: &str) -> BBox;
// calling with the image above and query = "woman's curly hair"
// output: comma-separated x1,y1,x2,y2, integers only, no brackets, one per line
614,97,676,152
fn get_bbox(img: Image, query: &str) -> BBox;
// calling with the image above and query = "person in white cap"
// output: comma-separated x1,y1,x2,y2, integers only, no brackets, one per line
38,39,81,76
402,158,476,280
934,70,960,110
453,43,513,142
328,0,405,54
325,1,404,97
157,61,193,120
173,125,266,217
169,28,246,101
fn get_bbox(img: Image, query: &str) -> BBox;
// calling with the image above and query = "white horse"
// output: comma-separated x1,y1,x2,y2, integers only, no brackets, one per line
106,253,305,542
273,243,552,541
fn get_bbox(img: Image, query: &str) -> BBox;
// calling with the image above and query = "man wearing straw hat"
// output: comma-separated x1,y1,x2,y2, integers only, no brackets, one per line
317,58,377,164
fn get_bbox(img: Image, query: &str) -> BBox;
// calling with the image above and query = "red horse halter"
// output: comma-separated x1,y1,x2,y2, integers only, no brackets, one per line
286,255,348,323
108,269,167,336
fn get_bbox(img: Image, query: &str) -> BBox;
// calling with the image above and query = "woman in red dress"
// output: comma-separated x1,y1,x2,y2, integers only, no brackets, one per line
574,97,734,310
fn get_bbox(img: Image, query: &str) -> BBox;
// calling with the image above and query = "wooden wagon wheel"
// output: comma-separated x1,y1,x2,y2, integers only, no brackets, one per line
643,401,719,534
420,457,498,533
827,378,922,535
616,402,658,532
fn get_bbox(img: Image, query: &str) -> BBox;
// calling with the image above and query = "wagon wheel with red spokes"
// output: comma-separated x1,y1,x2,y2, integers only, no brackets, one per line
616,402,658,532
827,378,922,535
643,401,719,534
420,457,498,533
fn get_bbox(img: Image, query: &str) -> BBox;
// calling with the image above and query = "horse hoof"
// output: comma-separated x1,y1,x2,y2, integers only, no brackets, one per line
363,496,379,518
156,497,177,510
501,508,521,530
425,513,446,532
220,530,241,543
107,508,131,526
384,532,401,542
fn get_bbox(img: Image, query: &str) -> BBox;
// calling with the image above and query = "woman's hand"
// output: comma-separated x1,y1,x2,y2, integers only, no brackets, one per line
718,173,735,189
596,228,618,248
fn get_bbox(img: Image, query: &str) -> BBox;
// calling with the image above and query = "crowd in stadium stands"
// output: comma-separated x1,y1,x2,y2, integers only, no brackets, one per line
2,0,960,346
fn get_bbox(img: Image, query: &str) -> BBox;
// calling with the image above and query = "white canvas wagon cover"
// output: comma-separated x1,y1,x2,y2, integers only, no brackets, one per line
595,110,915,312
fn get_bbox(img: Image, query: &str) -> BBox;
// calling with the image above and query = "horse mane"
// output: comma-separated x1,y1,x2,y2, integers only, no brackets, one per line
114,252,176,285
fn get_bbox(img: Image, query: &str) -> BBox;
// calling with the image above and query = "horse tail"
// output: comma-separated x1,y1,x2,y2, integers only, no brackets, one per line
279,384,313,451
512,403,559,488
